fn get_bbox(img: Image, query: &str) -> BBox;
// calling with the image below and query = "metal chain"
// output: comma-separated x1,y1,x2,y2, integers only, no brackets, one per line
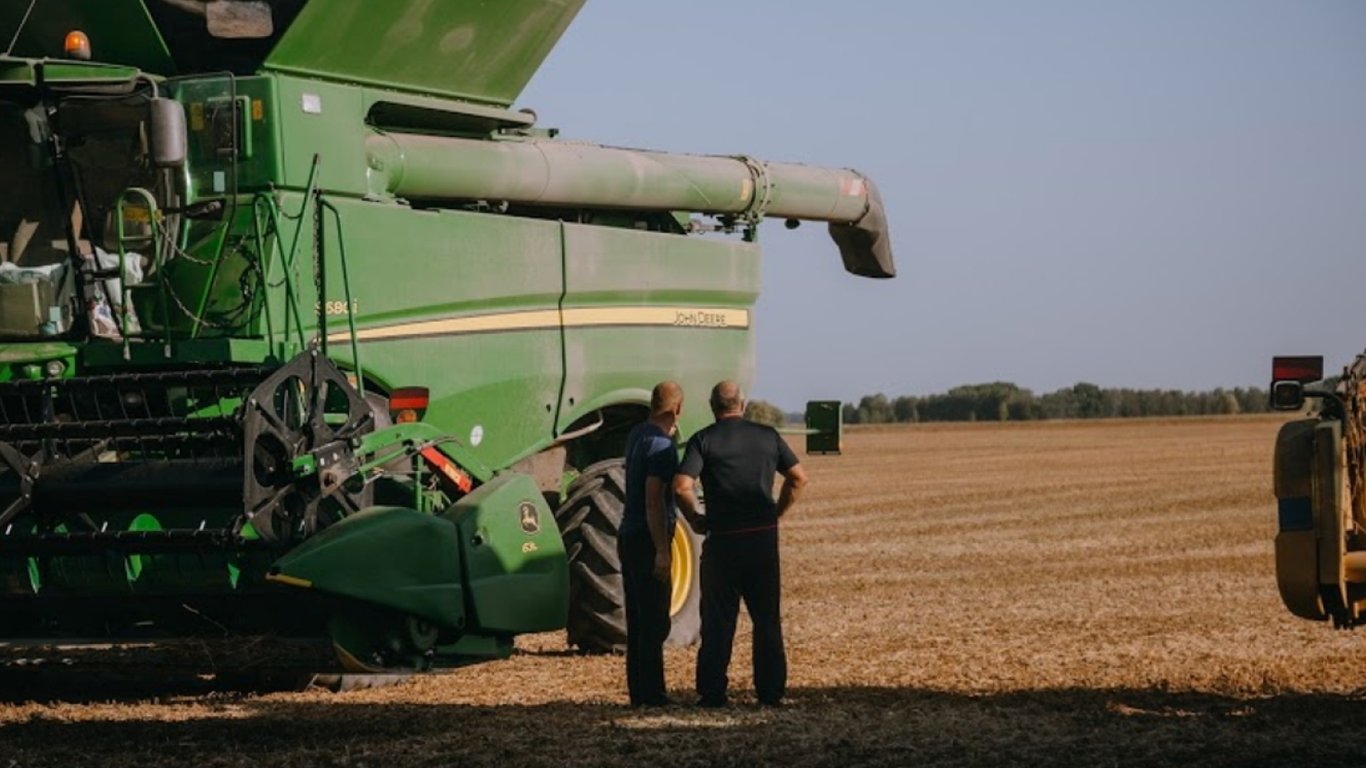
161,275,232,328
162,238,218,267
156,237,259,329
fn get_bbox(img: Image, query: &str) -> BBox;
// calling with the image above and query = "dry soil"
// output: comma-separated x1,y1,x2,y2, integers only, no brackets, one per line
2,416,1364,767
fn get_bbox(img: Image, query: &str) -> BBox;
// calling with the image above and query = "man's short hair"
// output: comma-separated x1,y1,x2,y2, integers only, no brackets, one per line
709,381,744,414
651,380,683,415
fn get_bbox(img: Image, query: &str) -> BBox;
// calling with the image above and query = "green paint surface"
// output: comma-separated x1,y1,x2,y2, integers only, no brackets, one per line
265,0,585,105
273,506,467,631
444,473,569,634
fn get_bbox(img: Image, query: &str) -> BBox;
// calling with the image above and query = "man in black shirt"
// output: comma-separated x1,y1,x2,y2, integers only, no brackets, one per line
673,380,808,707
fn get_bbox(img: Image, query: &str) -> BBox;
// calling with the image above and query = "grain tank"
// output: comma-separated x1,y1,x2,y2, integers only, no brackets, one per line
0,0,895,669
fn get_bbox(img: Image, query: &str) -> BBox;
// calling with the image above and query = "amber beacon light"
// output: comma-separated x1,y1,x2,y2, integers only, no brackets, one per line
64,30,91,60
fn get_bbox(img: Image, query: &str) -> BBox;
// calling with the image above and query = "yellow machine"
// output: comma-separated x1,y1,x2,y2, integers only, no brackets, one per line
1270,354,1366,627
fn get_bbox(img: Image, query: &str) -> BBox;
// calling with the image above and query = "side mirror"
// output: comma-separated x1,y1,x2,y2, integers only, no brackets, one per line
1269,355,1324,412
1270,380,1306,411
148,98,187,168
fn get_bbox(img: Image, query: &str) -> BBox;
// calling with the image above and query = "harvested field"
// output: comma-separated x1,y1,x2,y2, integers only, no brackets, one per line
4,416,1365,767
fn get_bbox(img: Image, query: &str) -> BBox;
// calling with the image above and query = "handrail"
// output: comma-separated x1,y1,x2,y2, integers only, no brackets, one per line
319,196,364,396
249,195,276,347
114,187,162,360
251,154,320,355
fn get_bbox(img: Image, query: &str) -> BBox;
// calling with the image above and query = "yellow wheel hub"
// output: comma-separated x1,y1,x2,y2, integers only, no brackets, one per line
669,523,693,617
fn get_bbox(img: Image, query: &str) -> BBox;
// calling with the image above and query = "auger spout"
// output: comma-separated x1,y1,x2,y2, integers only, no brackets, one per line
365,132,896,278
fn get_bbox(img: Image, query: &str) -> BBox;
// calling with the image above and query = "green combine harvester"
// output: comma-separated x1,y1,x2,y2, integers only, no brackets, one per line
0,0,894,674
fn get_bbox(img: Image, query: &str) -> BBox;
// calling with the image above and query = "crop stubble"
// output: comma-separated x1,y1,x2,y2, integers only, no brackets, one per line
2,416,1364,767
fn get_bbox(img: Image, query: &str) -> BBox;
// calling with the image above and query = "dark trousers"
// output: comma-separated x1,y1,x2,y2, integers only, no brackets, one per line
697,527,786,704
619,529,671,705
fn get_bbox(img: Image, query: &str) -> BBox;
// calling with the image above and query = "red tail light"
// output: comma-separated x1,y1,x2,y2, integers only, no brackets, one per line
388,386,429,423
1272,356,1323,384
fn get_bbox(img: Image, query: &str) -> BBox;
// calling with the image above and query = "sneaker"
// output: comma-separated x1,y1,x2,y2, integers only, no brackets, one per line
757,698,783,708
696,697,727,709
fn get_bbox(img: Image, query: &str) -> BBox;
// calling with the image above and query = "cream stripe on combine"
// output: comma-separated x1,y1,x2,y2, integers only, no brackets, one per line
327,306,750,343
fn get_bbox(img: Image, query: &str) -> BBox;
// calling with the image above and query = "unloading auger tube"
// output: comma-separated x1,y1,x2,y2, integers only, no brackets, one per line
364,132,896,279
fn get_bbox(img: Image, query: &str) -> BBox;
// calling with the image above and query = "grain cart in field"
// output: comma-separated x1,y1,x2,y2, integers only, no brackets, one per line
1269,353,1366,628
0,0,894,671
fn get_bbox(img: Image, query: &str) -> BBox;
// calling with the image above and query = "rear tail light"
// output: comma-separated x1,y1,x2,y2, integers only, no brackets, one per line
1269,355,1325,412
1272,356,1323,384
389,386,429,423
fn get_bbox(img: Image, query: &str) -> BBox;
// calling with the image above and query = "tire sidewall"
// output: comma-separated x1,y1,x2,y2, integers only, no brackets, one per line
554,458,703,651
665,513,703,647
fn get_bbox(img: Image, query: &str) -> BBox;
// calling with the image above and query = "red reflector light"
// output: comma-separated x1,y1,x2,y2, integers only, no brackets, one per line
1272,356,1323,384
388,386,429,419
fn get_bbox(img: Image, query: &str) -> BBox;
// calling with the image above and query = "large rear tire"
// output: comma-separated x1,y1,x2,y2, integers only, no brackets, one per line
554,458,702,653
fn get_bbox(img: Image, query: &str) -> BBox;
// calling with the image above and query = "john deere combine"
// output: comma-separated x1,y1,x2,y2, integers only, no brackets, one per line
0,0,894,672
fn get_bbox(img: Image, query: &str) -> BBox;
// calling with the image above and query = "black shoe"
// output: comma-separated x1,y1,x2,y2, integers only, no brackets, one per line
757,698,783,708
696,697,727,709
631,696,672,708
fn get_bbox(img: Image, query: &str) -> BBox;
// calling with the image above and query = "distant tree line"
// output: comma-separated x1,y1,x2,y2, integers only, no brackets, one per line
841,382,1270,424
745,399,788,427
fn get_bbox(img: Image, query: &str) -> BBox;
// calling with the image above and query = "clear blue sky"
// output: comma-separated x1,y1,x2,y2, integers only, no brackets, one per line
520,1,1366,410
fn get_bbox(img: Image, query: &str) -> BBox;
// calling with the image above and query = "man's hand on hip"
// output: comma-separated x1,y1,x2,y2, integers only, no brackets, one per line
683,510,707,533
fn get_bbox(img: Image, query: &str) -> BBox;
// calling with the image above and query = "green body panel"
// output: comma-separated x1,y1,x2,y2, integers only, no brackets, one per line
264,0,585,105
442,473,569,634
556,223,758,441
0,57,142,87
272,77,368,195
0,342,76,382
81,337,279,367
231,191,760,469
353,421,493,485
272,506,467,631
301,195,565,468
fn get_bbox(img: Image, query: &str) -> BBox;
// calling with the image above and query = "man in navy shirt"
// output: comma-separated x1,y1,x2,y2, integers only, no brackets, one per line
674,381,808,707
619,380,693,706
